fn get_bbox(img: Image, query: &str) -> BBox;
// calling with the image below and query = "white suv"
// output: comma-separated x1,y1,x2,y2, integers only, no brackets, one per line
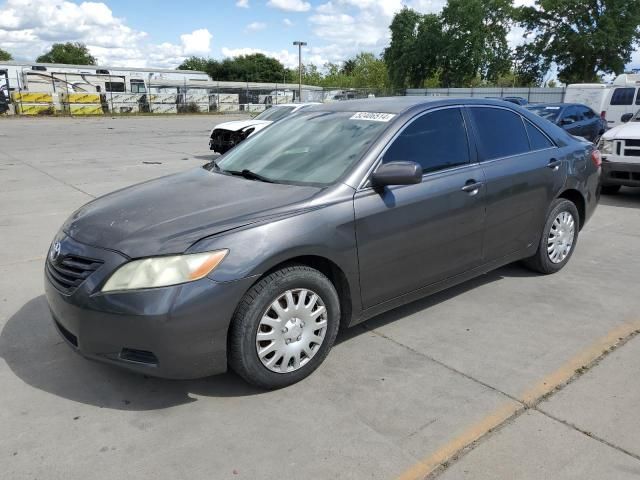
598,109,640,194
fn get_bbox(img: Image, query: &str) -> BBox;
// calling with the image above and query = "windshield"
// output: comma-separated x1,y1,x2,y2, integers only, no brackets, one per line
254,106,296,122
526,105,562,122
215,111,390,186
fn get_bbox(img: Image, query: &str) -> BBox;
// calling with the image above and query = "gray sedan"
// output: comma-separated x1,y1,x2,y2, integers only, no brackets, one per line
45,98,601,389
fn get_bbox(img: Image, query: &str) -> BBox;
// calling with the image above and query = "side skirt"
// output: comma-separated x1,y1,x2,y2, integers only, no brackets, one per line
349,247,535,327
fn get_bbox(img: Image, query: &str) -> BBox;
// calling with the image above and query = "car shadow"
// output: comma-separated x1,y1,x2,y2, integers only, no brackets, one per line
599,187,640,209
192,154,220,162
0,296,264,411
335,262,537,345
0,263,536,411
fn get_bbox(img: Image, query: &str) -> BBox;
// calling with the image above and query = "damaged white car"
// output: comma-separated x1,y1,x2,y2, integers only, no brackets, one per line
209,103,318,153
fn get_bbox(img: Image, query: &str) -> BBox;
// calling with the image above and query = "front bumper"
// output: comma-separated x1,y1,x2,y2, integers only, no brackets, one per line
44,235,255,379
601,160,640,187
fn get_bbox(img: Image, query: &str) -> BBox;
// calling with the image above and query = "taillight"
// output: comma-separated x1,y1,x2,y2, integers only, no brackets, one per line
591,149,602,167
600,111,607,120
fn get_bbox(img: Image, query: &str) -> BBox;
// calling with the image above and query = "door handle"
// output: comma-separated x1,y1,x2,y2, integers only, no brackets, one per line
547,159,562,170
461,181,483,194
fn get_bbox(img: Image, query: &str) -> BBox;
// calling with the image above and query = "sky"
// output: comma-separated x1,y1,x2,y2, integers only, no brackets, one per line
0,0,638,73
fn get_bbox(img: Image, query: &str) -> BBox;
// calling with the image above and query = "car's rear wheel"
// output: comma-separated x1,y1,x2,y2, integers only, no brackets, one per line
523,199,579,274
228,265,340,389
601,184,621,195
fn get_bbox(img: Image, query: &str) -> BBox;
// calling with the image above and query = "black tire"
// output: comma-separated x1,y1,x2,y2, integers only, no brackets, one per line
523,199,580,275
601,184,621,195
228,265,340,389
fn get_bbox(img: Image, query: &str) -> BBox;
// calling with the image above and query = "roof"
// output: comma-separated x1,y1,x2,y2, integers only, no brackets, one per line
527,103,589,108
0,60,206,75
312,96,525,114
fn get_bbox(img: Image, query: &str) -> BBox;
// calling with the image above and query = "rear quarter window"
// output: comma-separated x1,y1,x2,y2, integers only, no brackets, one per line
524,119,555,150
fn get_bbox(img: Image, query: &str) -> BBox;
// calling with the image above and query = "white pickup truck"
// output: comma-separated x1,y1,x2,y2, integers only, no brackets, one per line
598,109,640,194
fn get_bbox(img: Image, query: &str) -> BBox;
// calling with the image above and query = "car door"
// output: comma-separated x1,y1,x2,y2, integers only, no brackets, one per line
467,106,563,262
559,106,582,136
354,107,486,309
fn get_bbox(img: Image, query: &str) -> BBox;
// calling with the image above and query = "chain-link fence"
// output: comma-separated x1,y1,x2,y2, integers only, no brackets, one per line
3,69,566,117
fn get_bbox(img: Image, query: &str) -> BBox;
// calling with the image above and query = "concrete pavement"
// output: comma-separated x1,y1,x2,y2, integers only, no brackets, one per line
1,115,639,479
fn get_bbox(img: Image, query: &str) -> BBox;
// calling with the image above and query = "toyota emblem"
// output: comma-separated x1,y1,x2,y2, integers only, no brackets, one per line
49,241,61,262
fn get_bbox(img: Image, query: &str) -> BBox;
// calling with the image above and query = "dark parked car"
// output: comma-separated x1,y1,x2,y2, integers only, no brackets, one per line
527,103,606,143
486,96,528,106
45,98,601,389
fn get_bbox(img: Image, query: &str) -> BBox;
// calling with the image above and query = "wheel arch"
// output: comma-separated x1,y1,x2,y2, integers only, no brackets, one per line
557,188,586,230
238,254,356,331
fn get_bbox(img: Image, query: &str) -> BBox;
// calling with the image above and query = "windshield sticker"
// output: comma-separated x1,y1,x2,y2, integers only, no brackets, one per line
350,112,396,122
544,106,561,110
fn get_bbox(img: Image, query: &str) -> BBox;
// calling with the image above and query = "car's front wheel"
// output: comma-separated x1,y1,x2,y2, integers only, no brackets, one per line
228,265,340,389
524,198,579,274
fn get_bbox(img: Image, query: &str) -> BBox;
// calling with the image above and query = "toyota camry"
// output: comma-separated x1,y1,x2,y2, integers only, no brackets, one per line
45,98,600,389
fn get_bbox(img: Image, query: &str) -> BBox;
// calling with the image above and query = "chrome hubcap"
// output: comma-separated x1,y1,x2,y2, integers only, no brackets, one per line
256,289,328,373
547,211,575,264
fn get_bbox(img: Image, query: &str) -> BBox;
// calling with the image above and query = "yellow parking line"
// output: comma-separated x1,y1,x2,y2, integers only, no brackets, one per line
396,320,640,480
397,401,523,480
520,320,640,407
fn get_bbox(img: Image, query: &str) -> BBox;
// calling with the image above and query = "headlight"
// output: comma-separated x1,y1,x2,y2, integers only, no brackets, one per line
598,139,614,155
102,250,228,292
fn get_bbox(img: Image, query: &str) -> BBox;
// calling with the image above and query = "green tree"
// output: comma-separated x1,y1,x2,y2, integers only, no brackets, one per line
384,8,427,89
341,58,357,75
440,0,514,87
413,14,444,87
300,63,323,85
349,52,388,89
37,42,97,65
517,0,640,83
0,48,12,61
215,54,287,82
178,56,211,71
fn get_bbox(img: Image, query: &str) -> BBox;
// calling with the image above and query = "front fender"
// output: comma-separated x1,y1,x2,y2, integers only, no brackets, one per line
187,195,363,321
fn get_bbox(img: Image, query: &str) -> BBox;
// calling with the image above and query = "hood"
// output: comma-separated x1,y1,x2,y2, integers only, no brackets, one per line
212,119,272,133
64,168,322,258
603,122,640,140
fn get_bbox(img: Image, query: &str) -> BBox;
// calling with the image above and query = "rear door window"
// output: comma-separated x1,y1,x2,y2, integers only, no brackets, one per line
383,107,470,173
468,107,529,161
562,106,581,123
610,88,636,106
636,89,640,105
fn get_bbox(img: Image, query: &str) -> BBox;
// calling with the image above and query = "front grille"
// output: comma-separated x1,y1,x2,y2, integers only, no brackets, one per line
610,171,640,181
625,139,640,147
623,149,640,157
210,129,245,149
46,254,103,294
120,348,159,366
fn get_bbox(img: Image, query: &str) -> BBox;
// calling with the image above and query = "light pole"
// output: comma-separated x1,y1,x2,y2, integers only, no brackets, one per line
293,40,306,103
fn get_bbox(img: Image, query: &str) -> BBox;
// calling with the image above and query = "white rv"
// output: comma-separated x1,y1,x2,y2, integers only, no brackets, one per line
564,83,609,116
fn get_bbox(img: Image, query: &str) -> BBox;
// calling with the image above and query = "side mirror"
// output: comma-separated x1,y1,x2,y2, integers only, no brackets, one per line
621,113,633,123
371,161,423,187
560,117,575,126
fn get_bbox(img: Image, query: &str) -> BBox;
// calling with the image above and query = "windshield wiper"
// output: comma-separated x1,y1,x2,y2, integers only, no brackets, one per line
223,168,275,183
